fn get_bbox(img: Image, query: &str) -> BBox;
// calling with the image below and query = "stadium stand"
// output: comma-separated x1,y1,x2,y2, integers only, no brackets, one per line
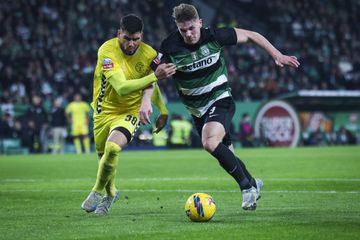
0,0,359,152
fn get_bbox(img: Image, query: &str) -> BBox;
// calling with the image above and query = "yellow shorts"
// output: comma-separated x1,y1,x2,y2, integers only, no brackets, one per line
93,113,140,155
71,123,89,136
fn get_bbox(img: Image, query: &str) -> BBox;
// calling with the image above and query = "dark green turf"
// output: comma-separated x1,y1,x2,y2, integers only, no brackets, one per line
0,146,359,240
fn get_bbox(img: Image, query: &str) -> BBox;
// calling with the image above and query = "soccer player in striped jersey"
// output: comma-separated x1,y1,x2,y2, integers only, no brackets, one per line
154,4,300,210
81,14,176,215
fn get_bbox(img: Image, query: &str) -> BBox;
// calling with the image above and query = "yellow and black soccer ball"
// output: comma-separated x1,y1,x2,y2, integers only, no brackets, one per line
185,193,216,222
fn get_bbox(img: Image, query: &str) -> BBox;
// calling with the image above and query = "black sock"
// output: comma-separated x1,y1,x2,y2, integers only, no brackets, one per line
211,143,252,190
236,157,256,188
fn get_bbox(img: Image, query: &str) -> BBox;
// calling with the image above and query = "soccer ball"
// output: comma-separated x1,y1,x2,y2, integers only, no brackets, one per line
184,193,216,222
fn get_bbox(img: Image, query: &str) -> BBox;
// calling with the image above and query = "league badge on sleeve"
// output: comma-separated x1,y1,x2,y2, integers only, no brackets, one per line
153,52,163,65
102,58,114,70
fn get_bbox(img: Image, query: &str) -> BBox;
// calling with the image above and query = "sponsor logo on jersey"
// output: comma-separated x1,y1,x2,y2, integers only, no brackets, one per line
175,58,186,64
102,58,114,70
180,53,219,72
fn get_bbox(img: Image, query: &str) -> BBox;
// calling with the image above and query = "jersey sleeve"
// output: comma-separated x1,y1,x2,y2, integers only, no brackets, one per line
98,49,121,79
83,102,90,113
211,27,237,47
150,52,162,71
150,42,171,71
65,103,72,115
98,45,157,96
151,83,168,115
107,70,157,96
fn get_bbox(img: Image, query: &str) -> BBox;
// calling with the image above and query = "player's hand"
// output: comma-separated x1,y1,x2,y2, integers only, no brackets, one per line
155,63,177,80
139,101,153,125
153,114,168,133
274,54,300,68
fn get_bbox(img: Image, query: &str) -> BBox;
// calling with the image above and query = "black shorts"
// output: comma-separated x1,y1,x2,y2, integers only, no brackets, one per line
191,97,235,146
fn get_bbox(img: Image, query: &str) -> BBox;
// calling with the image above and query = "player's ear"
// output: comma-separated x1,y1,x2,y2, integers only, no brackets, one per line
117,29,121,38
199,18,203,27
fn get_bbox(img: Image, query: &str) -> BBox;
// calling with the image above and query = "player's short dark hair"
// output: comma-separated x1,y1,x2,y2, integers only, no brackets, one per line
172,3,199,22
120,14,143,34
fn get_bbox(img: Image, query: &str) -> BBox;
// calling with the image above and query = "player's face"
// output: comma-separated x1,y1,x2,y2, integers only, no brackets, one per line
74,94,81,102
118,30,142,55
176,18,202,45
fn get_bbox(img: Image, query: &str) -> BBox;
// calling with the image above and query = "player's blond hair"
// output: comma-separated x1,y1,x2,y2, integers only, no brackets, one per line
172,3,199,22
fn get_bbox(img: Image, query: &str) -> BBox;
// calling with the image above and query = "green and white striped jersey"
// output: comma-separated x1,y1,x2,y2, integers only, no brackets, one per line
157,27,237,117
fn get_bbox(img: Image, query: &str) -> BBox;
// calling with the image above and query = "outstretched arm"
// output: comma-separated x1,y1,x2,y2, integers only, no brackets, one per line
107,63,176,96
107,71,157,97
234,28,300,68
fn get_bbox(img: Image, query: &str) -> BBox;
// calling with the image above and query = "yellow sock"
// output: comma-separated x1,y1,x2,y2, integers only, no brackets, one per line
74,138,82,154
83,137,91,153
92,141,121,193
105,170,117,197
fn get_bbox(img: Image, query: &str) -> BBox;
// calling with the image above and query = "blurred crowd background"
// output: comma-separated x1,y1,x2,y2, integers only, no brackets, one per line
1,0,359,153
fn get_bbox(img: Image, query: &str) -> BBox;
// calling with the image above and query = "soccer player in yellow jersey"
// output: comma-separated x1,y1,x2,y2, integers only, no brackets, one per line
81,14,176,215
66,94,91,154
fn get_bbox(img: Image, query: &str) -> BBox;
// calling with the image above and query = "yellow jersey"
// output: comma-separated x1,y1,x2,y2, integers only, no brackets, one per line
66,101,90,125
92,37,157,115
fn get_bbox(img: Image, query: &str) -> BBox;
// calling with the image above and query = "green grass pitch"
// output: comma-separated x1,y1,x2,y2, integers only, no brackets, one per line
0,146,359,240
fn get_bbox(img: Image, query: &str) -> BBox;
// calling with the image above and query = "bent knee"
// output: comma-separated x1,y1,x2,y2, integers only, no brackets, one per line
105,141,121,156
202,138,220,153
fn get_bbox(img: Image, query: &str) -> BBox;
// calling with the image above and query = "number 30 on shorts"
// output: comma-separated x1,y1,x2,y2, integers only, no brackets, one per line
125,115,137,125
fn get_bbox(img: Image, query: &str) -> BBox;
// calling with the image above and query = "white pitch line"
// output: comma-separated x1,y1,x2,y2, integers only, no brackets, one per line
1,177,360,183
0,189,359,194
